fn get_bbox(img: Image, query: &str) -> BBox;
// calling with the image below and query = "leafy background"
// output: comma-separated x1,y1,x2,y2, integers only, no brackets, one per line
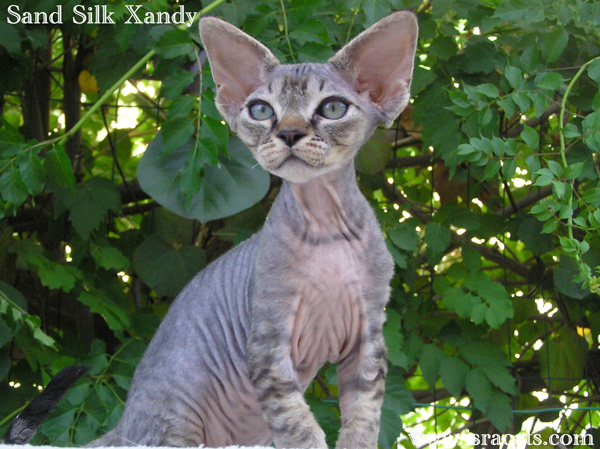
1,0,599,447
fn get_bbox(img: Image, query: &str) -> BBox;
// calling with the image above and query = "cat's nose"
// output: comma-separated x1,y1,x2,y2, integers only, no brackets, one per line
277,129,307,147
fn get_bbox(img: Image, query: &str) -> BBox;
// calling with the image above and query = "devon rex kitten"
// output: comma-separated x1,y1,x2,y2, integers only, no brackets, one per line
5,11,418,449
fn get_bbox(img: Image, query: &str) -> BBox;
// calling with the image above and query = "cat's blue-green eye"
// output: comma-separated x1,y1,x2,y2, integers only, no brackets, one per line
249,102,274,120
319,99,348,120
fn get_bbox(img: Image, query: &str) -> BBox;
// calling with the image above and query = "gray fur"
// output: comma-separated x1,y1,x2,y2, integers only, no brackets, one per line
90,11,418,449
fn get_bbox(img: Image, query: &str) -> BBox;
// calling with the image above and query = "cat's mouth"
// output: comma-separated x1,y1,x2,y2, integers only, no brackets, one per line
278,154,315,169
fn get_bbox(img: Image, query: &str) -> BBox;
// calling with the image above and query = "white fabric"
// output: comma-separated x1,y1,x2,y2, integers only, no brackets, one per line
0,444,272,449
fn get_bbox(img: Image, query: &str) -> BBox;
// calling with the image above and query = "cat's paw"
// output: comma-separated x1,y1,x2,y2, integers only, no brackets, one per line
335,422,378,449
273,423,327,448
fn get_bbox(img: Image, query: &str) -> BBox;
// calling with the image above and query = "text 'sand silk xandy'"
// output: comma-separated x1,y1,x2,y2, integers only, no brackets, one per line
4,11,418,449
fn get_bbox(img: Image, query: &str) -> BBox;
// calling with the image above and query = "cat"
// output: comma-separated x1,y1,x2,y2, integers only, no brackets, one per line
3,11,417,449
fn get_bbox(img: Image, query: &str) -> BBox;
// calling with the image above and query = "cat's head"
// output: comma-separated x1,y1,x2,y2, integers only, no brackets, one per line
199,12,418,183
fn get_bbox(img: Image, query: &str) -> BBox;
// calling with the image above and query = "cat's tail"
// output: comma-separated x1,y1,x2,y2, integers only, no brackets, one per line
2,365,90,444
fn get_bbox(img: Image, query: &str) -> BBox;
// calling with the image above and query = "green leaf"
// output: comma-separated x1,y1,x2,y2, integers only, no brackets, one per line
439,356,469,398
161,116,195,151
443,286,481,320
481,366,519,396
456,143,475,156
533,175,553,187
552,181,566,199
388,222,419,253
362,0,392,26
161,68,195,99
563,123,581,139
0,280,28,312
465,368,492,413
0,20,23,55
378,405,402,449
462,244,482,271
38,409,76,445
554,267,589,300
19,151,46,195
355,128,394,175
44,145,75,190
464,272,513,328
520,125,539,149
582,187,600,206
133,234,206,296
78,291,130,331
476,83,499,98
424,222,451,263
378,367,412,447
512,92,531,112
483,159,501,180
32,324,57,348
167,96,195,120
384,309,408,369
201,117,229,150
504,66,521,89
0,165,28,206
547,160,563,177
90,240,130,271
541,220,558,234
588,59,600,84
0,317,12,348
419,344,444,388
448,90,471,108
485,389,512,432
541,28,568,63
538,327,586,391
498,97,515,117
518,218,554,256
383,366,415,415
64,177,121,240
154,28,193,59
387,243,407,269
582,111,600,151
142,207,197,244
37,263,80,292
459,341,511,369
0,349,10,380
138,134,270,222
537,72,563,90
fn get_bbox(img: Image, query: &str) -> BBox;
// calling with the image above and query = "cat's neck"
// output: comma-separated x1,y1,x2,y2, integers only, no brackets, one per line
276,161,366,241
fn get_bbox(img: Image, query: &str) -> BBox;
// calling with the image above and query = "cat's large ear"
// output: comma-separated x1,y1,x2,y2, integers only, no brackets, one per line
199,18,280,121
329,11,418,127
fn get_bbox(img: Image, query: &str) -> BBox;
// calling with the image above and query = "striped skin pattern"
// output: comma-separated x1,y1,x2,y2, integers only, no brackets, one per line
88,11,418,449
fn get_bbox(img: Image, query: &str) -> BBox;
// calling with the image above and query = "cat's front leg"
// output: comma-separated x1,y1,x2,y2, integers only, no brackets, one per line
247,322,327,449
335,326,387,449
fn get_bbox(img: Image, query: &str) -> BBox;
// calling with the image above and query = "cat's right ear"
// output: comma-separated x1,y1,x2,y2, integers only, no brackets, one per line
199,18,280,122
329,11,418,127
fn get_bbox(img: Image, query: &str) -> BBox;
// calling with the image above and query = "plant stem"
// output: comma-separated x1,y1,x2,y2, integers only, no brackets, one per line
279,0,296,63
558,55,600,292
0,403,27,428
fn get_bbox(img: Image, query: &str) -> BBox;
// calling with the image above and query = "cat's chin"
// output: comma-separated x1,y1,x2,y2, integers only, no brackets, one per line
269,159,340,184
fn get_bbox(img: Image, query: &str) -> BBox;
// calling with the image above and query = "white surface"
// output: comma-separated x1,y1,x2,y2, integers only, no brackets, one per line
0,444,272,449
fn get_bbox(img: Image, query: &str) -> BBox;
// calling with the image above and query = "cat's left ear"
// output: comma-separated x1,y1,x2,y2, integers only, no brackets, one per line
199,17,280,121
329,11,418,127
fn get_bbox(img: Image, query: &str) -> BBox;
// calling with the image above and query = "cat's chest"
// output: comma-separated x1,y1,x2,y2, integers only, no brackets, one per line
289,239,367,381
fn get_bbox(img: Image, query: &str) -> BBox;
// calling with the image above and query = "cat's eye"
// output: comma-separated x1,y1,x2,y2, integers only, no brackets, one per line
318,99,348,120
248,101,275,121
